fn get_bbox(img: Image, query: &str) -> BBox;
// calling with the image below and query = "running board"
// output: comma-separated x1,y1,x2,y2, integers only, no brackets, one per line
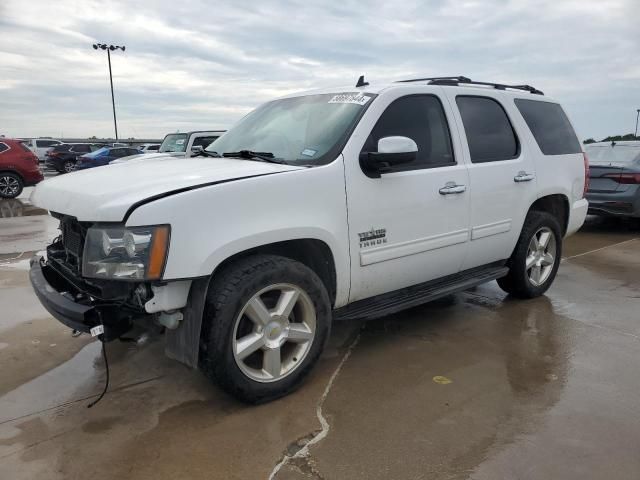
333,264,509,321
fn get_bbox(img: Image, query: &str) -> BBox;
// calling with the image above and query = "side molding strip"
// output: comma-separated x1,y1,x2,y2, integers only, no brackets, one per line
360,229,469,266
471,219,512,240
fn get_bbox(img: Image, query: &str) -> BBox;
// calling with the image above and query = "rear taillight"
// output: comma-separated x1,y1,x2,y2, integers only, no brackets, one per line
603,173,640,184
582,152,590,198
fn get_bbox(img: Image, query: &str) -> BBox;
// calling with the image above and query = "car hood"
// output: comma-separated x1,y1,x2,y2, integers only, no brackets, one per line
31,156,304,222
111,152,182,164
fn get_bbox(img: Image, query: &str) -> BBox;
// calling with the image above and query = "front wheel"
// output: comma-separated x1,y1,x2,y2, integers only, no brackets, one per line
497,211,562,298
200,255,331,403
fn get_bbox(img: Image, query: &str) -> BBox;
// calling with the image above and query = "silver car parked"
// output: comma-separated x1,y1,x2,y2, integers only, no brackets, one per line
585,141,640,218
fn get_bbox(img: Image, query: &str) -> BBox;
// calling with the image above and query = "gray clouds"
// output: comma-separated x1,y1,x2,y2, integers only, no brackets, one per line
1,0,638,139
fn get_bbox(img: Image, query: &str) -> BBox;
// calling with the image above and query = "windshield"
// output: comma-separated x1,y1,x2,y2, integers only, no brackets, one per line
206,92,375,165
160,133,188,153
586,145,640,164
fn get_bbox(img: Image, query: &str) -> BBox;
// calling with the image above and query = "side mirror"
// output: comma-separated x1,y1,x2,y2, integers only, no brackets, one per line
191,145,204,153
359,136,417,178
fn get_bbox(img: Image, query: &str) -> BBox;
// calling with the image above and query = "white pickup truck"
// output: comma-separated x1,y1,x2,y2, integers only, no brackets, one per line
29,76,588,403
111,130,226,164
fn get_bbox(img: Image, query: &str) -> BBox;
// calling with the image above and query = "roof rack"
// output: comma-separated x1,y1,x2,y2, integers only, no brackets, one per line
396,76,544,95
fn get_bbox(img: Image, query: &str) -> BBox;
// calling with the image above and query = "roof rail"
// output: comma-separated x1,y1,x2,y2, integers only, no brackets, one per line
396,76,544,95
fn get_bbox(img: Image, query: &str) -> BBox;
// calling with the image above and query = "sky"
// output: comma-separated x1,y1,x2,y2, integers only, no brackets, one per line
1,0,638,141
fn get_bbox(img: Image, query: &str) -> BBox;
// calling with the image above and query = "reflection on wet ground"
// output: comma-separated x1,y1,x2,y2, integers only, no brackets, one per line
0,207,639,479
0,199,48,218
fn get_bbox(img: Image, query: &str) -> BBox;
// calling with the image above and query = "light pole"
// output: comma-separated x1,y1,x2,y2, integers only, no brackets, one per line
635,109,640,139
93,43,125,140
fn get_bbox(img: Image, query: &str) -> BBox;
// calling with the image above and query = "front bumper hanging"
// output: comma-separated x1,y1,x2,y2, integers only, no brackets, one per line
29,256,136,341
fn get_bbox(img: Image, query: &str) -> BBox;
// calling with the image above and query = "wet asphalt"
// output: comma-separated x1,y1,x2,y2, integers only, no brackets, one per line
1,183,639,480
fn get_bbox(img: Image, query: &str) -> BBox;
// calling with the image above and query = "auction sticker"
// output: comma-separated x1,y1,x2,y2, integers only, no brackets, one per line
328,93,372,106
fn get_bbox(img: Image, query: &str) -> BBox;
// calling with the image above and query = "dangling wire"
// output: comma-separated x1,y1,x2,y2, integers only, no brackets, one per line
87,340,110,408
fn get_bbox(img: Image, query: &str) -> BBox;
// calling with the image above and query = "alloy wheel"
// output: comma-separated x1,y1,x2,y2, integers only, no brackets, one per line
0,175,20,197
526,227,556,286
232,283,316,383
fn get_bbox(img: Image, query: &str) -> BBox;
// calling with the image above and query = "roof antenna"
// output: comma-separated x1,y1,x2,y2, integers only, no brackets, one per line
355,75,369,88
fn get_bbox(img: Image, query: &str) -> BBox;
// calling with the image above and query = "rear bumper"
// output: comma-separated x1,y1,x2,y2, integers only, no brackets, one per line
29,257,135,340
566,198,589,236
585,190,640,218
23,169,44,186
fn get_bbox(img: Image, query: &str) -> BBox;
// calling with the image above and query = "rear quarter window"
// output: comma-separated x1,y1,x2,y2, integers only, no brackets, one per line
0,143,8,153
514,99,581,155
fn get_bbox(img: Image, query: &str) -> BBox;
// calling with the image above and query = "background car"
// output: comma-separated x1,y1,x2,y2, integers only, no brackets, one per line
585,141,640,218
138,143,161,153
158,131,225,157
22,138,63,162
110,131,226,165
75,146,141,170
45,143,104,173
0,138,43,198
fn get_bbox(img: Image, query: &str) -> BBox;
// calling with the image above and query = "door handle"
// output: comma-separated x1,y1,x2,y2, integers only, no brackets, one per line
514,171,535,182
439,182,466,195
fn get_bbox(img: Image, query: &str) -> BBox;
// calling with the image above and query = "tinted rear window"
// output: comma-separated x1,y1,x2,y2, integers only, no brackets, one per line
515,99,581,155
456,96,519,163
53,144,72,152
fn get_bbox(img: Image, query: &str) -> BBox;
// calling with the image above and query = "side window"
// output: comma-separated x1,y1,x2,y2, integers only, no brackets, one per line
128,148,140,155
456,96,519,163
192,136,218,149
71,145,90,153
37,140,56,148
514,99,581,155
148,145,159,151
362,95,455,171
0,143,8,153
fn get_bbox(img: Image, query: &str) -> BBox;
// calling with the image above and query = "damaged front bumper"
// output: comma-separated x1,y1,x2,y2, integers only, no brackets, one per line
29,256,147,341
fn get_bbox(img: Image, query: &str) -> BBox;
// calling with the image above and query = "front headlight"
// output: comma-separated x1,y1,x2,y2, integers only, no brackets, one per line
82,225,170,280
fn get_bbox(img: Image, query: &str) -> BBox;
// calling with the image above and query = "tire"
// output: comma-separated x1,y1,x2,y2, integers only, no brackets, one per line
62,160,75,173
200,254,332,403
497,211,562,299
0,172,24,199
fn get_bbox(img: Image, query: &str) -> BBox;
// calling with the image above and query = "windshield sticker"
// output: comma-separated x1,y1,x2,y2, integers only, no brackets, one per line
301,148,317,157
176,139,185,145
328,93,371,106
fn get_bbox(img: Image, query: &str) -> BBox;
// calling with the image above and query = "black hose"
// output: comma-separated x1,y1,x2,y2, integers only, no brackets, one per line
87,340,109,408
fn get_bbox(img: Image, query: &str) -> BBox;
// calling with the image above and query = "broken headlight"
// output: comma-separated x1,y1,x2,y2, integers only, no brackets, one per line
82,225,170,280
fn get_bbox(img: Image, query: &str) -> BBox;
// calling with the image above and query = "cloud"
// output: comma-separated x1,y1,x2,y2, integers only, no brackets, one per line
0,0,638,140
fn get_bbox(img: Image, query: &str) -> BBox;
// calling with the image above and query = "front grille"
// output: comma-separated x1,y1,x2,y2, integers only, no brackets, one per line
49,216,88,275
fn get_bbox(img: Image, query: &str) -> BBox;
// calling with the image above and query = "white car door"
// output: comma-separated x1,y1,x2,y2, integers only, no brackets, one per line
443,92,538,270
343,89,471,302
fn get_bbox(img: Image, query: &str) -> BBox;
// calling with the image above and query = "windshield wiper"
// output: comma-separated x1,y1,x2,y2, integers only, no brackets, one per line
193,150,221,158
222,150,288,164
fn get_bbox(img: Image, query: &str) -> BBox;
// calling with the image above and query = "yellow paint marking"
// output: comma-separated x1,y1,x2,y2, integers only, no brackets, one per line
432,375,452,385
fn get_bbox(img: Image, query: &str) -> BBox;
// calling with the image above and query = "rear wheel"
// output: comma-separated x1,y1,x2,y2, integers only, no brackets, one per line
0,173,23,199
497,211,562,298
200,255,331,403
62,160,76,173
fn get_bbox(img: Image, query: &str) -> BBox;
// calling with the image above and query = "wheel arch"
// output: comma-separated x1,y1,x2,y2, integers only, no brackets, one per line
164,237,340,370
0,169,24,183
528,194,569,236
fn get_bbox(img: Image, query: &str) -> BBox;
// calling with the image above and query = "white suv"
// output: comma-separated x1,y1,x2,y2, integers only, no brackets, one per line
23,138,63,162
29,76,588,403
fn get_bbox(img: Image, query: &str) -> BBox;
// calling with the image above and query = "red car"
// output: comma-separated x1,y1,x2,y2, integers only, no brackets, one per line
0,138,44,198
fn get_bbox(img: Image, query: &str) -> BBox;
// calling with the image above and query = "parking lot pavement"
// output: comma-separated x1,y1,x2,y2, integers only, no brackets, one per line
0,211,638,480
